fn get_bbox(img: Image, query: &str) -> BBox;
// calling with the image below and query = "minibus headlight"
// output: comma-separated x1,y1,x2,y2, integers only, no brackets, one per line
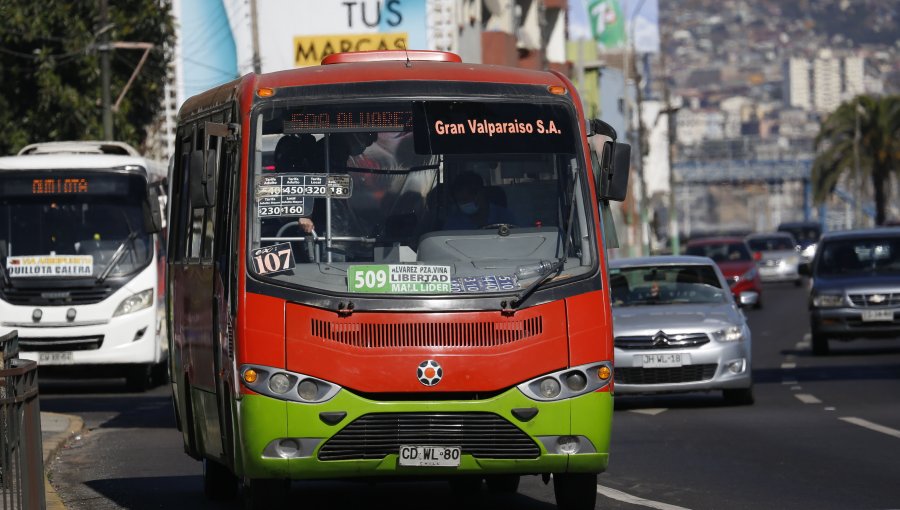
297,379,319,401
268,373,292,394
539,378,562,398
113,289,153,317
517,362,612,402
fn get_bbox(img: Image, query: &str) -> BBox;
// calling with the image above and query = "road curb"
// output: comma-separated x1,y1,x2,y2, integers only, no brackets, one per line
42,412,86,510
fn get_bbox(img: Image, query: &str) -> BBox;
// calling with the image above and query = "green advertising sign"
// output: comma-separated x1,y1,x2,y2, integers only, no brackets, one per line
348,264,452,294
588,0,626,49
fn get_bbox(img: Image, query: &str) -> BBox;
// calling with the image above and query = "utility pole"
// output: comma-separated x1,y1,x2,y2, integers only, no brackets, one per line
99,0,113,140
250,0,262,73
660,37,679,255
853,97,863,228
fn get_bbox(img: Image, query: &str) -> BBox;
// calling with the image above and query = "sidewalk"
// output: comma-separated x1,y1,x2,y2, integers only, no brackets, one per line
40,412,85,510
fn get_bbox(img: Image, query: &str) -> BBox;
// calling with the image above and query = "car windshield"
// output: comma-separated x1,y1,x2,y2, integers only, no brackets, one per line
747,236,795,252
249,100,594,297
816,238,900,277
686,242,751,262
1,173,152,280
779,225,820,246
609,265,728,307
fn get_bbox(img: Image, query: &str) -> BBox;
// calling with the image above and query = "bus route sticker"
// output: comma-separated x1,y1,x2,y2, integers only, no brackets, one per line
251,242,295,276
5,255,93,278
348,264,451,294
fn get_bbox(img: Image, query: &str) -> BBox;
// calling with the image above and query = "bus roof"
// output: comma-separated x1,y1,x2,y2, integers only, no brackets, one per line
0,153,166,182
180,51,574,119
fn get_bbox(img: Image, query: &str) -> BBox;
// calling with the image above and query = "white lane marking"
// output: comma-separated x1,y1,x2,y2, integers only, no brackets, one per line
796,341,811,349
628,408,668,416
781,362,797,369
791,386,803,391
781,379,798,385
839,417,900,440
597,484,692,510
825,407,836,411
795,393,822,404
785,354,796,361
803,333,811,341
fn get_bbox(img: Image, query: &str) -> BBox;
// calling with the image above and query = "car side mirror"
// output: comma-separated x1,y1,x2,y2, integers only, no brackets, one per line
753,251,762,262
738,291,759,307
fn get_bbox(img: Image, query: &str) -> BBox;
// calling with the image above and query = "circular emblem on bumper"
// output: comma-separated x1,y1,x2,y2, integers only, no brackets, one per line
417,360,443,386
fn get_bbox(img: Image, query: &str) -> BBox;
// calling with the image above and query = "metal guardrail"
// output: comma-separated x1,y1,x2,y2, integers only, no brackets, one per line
0,331,45,510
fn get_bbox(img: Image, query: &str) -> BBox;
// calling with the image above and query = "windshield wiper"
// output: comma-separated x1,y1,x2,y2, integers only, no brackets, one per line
96,231,137,284
0,258,10,287
508,169,579,311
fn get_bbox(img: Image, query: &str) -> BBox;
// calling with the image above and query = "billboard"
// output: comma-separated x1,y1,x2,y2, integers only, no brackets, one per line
256,0,429,71
570,0,659,53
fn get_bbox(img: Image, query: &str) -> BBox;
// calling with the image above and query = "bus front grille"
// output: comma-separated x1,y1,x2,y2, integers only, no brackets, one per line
19,335,104,352
310,317,543,348
317,412,540,461
0,286,113,306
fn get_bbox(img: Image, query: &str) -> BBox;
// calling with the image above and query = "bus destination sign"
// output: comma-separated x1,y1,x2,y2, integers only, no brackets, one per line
32,178,89,195
284,109,413,133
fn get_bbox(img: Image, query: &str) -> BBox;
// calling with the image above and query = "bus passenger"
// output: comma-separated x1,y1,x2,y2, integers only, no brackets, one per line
443,171,516,230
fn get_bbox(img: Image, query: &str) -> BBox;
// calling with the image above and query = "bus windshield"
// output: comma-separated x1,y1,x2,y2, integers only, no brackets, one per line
249,100,595,297
0,172,152,280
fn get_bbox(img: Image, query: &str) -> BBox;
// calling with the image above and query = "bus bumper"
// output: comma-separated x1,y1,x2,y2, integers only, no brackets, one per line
236,387,611,480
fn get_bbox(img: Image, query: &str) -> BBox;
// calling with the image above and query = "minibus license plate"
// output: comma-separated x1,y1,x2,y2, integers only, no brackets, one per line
399,445,461,467
39,352,74,364
640,353,686,368
861,309,894,322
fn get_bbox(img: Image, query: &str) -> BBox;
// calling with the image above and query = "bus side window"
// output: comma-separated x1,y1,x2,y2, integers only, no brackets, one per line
187,124,206,261
201,132,224,263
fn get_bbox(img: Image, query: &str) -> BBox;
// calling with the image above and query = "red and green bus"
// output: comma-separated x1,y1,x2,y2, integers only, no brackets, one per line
167,50,630,509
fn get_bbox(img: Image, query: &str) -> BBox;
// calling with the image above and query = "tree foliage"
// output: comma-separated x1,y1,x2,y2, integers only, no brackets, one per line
812,95,900,225
0,0,174,155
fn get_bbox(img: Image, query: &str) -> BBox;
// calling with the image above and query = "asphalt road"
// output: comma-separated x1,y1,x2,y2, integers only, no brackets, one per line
41,282,900,509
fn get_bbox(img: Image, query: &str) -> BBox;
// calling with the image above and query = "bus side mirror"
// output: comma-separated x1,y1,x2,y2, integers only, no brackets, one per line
143,187,163,234
598,141,630,202
189,149,216,208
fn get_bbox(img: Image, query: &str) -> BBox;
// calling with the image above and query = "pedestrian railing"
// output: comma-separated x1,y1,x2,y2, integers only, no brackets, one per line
0,331,45,510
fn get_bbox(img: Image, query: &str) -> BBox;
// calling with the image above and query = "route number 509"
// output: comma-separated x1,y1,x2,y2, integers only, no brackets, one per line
354,269,387,289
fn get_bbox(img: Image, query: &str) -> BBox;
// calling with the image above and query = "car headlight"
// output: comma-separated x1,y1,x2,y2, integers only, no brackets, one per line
812,293,844,308
712,326,743,342
113,289,153,317
802,244,817,259
786,256,800,265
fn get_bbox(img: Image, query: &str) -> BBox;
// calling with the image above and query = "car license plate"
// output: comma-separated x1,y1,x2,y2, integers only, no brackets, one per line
38,352,74,364
639,353,688,368
861,309,894,322
398,446,461,467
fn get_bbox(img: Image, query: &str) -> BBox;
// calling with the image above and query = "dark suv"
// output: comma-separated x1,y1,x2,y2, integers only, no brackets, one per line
803,228,900,355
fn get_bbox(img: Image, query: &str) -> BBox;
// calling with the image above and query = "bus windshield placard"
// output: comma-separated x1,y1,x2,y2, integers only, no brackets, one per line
413,101,576,155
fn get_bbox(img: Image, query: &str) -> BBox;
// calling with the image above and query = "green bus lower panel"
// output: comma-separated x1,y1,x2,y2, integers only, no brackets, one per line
237,388,612,480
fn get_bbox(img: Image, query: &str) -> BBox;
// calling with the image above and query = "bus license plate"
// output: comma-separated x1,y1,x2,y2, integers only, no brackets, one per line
861,309,894,322
640,353,686,368
398,446,461,467
39,352,74,364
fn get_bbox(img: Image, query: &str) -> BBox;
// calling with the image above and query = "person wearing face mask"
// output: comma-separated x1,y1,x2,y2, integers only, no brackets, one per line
443,171,516,230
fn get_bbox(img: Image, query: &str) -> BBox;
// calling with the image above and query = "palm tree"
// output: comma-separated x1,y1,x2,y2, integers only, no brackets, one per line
811,94,900,226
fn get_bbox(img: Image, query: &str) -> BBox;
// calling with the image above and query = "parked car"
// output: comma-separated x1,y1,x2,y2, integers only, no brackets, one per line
803,228,900,355
685,237,762,308
745,232,803,286
609,256,754,405
778,220,822,262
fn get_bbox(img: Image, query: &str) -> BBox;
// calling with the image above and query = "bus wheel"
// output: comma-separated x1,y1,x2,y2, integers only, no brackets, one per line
553,473,597,510
242,478,288,510
203,459,237,500
126,365,154,392
486,474,520,493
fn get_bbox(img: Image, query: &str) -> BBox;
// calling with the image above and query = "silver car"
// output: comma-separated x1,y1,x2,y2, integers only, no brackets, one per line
746,232,803,285
609,256,754,405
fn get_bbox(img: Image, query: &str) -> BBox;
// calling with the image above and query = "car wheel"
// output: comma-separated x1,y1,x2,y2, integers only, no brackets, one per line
722,387,754,406
812,332,830,356
553,473,597,510
203,458,238,501
125,364,154,392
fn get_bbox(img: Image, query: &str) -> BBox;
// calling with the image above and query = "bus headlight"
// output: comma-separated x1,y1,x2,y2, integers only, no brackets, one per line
113,289,153,317
517,362,613,402
240,365,341,403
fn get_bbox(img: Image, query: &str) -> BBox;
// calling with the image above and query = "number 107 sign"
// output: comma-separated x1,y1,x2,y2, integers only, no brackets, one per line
348,264,451,294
